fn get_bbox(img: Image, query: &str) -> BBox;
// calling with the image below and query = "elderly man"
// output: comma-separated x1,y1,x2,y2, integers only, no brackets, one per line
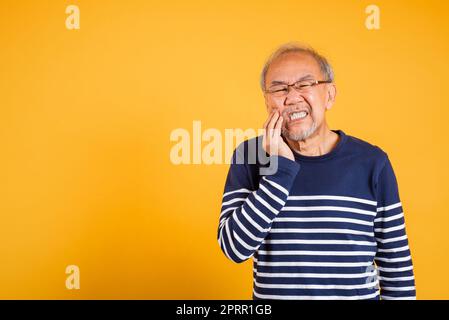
217,43,416,300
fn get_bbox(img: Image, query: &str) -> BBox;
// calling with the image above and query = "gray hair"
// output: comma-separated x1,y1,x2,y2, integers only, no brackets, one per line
260,42,335,91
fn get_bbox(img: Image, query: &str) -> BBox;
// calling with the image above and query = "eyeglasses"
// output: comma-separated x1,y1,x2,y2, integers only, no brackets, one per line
265,79,332,97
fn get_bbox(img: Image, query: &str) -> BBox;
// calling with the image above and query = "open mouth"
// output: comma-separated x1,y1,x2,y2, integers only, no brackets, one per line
289,110,309,121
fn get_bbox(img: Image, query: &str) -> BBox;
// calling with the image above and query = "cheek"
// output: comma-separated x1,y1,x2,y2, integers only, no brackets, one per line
304,94,325,118
303,93,317,106
310,109,327,124
266,97,284,113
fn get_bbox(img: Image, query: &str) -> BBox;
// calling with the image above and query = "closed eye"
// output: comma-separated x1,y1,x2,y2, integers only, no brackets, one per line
270,87,288,93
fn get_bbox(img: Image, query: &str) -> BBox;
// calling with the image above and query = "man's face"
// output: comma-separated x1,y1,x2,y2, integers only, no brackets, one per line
264,52,336,141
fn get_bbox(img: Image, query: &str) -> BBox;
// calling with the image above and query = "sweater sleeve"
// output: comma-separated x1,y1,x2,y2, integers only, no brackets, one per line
217,147,300,263
374,154,416,300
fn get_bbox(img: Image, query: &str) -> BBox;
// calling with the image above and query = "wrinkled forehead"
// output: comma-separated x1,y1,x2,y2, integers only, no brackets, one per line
265,52,323,86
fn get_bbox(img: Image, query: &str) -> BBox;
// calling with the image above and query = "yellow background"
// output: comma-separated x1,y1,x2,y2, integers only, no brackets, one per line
1,0,448,299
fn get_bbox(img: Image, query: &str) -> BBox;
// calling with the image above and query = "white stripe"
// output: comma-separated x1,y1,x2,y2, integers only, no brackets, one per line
254,270,377,279
288,195,377,206
274,217,373,227
254,193,278,214
241,207,270,233
253,260,374,267
270,228,374,237
234,214,264,243
222,197,245,206
233,229,257,251
374,212,403,223
219,206,237,220
375,255,411,263
218,223,224,243
381,295,416,300
282,206,376,217
253,289,380,300
263,239,376,246
378,276,415,281
377,266,413,272
262,176,288,196
382,286,416,291
376,234,407,244
260,184,285,206
377,202,402,212
254,280,378,290
375,224,405,234
246,198,272,224
222,188,252,199
218,227,233,261
257,250,376,257
224,219,248,261
377,245,409,253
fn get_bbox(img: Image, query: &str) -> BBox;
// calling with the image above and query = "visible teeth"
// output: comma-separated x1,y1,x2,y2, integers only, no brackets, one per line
290,111,308,120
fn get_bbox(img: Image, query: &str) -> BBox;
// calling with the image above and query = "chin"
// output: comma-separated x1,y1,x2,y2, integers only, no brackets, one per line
283,122,317,142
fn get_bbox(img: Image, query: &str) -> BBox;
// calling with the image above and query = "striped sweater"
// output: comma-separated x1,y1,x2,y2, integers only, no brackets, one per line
217,130,416,300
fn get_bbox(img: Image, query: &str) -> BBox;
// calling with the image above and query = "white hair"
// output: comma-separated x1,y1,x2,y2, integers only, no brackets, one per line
282,120,318,142
260,42,335,91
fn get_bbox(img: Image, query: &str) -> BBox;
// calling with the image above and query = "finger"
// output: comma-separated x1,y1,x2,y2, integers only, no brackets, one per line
274,115,283,131
273,115,284,140
267,111,280,137
272,115,282,138
263,111,276,151
262,122,270,154
263,112,273,135
263,109,276,129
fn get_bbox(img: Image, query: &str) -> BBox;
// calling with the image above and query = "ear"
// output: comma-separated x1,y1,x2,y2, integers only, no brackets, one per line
325,83,337,110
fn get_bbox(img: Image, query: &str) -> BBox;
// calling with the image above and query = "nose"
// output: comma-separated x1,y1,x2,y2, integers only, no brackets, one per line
284,86,305,105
